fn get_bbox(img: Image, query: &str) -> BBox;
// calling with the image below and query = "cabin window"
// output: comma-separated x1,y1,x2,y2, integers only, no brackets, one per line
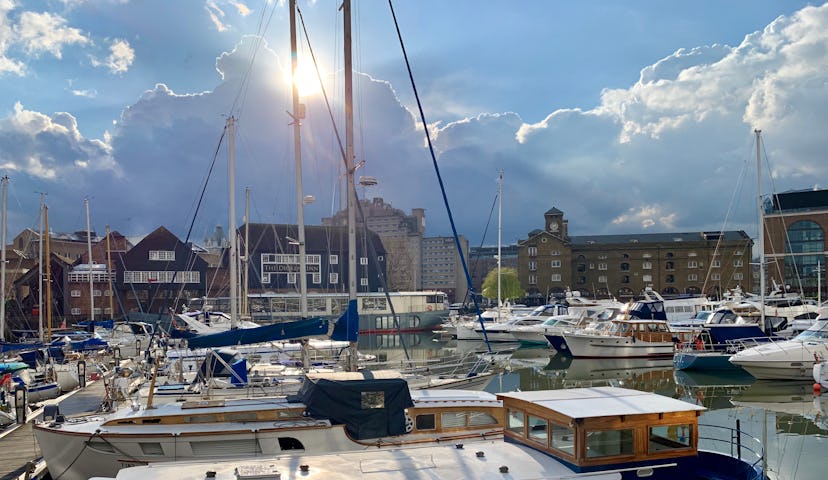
468,411,498,426
585,429,634,458
442,412,467,428
361,391,385,409
550,423,575,456
191,439,261,456
139,442,164,455
278,437,305,451
416,413,436,430
527,415,548,445
140,418,162,424
507,409,525,435
649,424,692,452
226,412,258,422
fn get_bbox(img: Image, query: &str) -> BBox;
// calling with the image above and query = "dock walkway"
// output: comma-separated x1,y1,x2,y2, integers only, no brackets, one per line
0,380,107,480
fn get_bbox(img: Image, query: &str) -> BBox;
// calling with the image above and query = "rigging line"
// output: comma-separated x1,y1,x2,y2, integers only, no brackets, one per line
230,0,279,116
387,0,491,352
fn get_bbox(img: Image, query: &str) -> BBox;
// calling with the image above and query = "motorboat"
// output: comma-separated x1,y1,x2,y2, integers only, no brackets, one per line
90,386,764,480
473,304,569,342
728,307,828,380
35,370,506,480
560,318,691,359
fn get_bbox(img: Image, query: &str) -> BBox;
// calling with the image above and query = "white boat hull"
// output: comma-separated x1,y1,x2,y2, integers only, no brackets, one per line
729,340,828,381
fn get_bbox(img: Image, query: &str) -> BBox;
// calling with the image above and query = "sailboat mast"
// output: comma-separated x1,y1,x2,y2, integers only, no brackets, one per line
243,187,250,317
755,129,765,325
45,205,52,337
227,116,239,328
289,0,308,319
85,198,95,323
0,176,7,341
38,193,45,341
344,0,359,372
105,225,114,318
497,171,502,315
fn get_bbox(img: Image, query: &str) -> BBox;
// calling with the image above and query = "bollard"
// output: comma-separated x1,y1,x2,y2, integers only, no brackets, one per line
14,385,27,424
78,360,87,388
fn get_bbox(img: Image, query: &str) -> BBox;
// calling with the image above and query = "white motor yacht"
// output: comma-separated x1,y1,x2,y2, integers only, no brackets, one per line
728,307,828,380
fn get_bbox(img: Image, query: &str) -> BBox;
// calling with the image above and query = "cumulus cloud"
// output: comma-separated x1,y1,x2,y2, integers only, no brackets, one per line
105,39,134,74
0,102,118,181
15,10,89,58
3,4,828,246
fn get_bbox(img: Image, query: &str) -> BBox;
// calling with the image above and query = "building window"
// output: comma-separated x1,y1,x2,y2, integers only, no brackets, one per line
688,274,698,281
688,261,698,269
598,254,607,260
620,262,630,271
360,278,368,286
528,274,537,285
733,260,743,267
734,273,744,281
622,253,630,259
71,289,81,297
598,263,607,271
550,274,561,282
784,220,825,295
329,273,339,284
688,252,697,257
287,273,297,284
528,261,537,271
665,261,674,270
577,276,586,285
642,261,652,270
93,290,102,297
329,255,338,265
71,308,81,315
666,275,675,283
312,273,321,284
712,260,721,268
642,274,652,282
598,275,607,283
666,252,674,258
550,260,561,268
377,255,384,261
551,250,561,256
528,246,537,257
621,275,630,284
734,250,744,256
149,250,175,261
577,263,586,272
642,253,652,258
360,257,368,265
712,273,721,281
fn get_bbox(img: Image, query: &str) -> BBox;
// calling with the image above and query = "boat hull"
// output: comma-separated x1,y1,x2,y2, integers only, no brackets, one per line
562,334,675,359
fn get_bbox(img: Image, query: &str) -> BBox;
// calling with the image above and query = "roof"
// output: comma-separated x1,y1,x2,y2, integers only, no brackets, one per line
569,230,750,246
498,386,705,419
770,188,828,213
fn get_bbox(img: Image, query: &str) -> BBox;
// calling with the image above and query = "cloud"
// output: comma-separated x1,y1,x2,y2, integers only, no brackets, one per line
15,10,89,58
206,1,229,32
0,0,24,75
105,39,134,74
71,88,97,98
3,3,828,247
0,102,118,181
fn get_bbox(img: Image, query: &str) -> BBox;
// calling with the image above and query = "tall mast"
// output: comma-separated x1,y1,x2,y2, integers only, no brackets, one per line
289,0,308,319
45,205,52,337
344,0,359,372
0,176,7,341
228,116,239,328
38,193,45,341
85,198,95,322
106,225,114,317
243,187,250,317
755,129,765,326
497,171,502,315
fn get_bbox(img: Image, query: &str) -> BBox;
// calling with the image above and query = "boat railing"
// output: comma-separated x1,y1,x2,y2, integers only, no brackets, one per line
697,420,764,475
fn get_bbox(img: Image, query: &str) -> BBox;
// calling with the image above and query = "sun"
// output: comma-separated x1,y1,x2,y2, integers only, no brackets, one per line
285,59,325,97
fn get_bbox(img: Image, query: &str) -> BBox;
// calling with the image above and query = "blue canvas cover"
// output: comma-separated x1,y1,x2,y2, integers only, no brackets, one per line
293,371,413,440
186,317,331,349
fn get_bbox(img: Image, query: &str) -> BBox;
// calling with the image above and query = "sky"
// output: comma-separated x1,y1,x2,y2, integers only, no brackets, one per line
1,0,826,250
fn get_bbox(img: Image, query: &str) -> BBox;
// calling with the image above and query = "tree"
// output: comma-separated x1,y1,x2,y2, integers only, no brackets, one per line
481,267,525,303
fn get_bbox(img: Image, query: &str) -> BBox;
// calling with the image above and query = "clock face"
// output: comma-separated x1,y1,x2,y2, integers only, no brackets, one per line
550,222,559,232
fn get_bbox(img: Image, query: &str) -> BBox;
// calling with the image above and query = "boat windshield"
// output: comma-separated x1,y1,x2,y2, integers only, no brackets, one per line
795,320,828,341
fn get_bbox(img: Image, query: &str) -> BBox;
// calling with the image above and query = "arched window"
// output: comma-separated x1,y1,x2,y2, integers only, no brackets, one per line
666,252,674,258
622,253,630,259
665,261,674,270
666,274,674,283
621,275,630,284
620,262,630,271
784,220,825,296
